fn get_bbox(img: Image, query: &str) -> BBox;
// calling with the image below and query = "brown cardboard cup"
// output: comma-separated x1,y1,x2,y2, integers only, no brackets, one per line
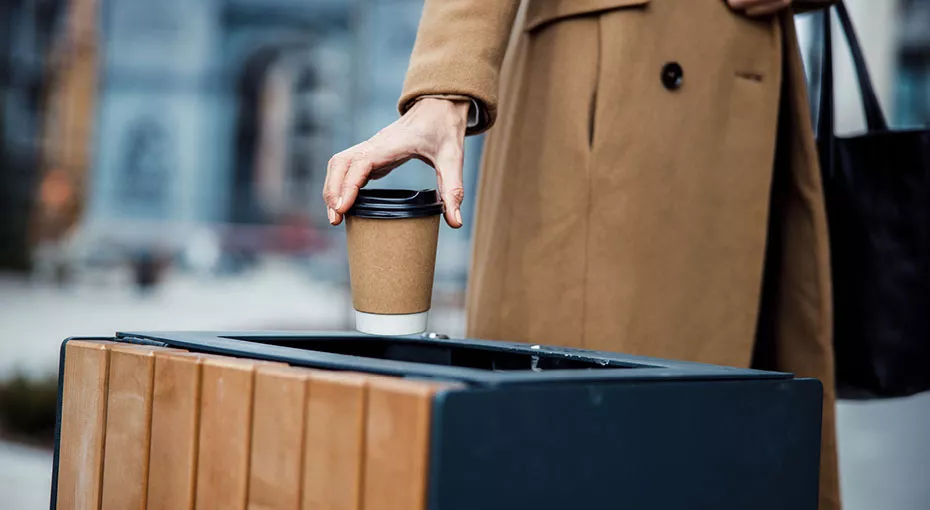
345,189,442,335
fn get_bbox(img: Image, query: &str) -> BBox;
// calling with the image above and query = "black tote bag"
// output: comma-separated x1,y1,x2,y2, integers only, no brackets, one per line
817,2,930,399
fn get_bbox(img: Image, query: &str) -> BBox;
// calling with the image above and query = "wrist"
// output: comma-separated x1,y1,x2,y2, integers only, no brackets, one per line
410,97,470,128
404,96,470,127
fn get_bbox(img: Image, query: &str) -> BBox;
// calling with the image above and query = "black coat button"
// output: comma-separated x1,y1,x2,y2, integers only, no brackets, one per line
661,62,683,90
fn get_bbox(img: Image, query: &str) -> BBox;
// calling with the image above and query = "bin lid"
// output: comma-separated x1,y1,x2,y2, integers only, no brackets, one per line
113,330,792,386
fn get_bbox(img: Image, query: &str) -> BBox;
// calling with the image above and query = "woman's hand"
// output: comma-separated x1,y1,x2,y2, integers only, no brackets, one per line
323,97,470,228
727,0,793,16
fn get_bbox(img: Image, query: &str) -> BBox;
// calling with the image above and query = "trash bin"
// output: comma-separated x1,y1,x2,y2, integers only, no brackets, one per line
52,331,822,510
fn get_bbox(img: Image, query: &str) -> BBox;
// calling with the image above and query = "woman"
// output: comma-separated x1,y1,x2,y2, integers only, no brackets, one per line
323,0,839,508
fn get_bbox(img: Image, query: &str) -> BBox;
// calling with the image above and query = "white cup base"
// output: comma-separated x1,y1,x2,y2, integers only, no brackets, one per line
354,310,428,336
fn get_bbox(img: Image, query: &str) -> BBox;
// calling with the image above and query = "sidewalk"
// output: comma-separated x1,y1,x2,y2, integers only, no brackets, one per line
0,264,345,378
0,261,465,379
0,440,52,510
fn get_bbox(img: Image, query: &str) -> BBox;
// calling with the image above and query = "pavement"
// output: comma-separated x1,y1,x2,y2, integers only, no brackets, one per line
0,260,466,378
837,393,930,510
0,441,52,510
1,264,927,510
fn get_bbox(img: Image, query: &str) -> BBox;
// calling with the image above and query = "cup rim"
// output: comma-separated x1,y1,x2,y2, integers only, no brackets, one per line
346,188,443,219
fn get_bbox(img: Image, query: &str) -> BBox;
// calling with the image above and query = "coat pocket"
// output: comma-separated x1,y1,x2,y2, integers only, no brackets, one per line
524,0,651,31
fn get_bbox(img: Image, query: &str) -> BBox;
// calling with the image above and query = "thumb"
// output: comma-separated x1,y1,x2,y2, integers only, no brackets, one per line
434,146,465,228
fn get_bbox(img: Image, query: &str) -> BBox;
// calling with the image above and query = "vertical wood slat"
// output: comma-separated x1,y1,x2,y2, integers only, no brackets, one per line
301,371,369,510
248,365,316,510
196,357,283,510
147,351,205,510
56,340,114,510
100,344,173,510
195,357,258,510
362,379,457,510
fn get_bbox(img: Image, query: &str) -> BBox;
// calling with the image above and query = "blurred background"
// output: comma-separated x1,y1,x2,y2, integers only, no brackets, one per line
0,0,928,508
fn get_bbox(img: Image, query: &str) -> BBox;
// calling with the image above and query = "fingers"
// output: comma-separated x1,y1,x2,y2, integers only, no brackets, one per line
369,157,412,182
727,0,791,16
323,152,350,225
746,0,791,16
327,158,369,227
434,145,465,228
323,137,413,226
339,159,371,215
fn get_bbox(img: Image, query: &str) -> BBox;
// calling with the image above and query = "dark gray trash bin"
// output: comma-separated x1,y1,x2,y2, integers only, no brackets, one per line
52,331,822,510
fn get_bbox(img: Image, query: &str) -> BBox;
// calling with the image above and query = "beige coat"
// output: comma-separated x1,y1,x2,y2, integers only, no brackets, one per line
400,1,839,508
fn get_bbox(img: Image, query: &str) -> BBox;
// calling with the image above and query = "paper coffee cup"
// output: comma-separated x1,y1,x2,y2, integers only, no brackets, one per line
345,189,442,336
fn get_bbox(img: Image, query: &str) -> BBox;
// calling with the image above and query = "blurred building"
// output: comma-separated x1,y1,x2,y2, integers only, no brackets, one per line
80,0,478,269
90,0,344,228
3,0,927,275
0,0,68,270
897,0,930,126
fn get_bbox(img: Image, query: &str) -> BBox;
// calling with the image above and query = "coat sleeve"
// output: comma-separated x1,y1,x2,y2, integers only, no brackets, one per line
397,0,520,135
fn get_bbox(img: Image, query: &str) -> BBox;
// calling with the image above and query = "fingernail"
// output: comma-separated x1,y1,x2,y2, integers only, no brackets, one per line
335,196,344,210
454,209,463,226
328,208,335,224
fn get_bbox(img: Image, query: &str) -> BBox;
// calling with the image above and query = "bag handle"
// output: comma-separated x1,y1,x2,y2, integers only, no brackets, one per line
817,1,889,147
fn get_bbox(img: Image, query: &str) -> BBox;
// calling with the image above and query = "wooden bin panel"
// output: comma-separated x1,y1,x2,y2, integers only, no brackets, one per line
56,340,114,510
101,344,175,510
301,371,368,510
362,379,458,510
249,365,312,510
147,351,204,510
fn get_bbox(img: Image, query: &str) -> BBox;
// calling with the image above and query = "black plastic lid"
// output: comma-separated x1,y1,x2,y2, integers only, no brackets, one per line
346,189,443,219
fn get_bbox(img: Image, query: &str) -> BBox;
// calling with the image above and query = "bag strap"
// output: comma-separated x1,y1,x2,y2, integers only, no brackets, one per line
817,1,889,148
817,6,836,175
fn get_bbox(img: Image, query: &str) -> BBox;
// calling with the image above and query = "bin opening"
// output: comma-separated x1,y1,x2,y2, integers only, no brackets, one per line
227,335,633,372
